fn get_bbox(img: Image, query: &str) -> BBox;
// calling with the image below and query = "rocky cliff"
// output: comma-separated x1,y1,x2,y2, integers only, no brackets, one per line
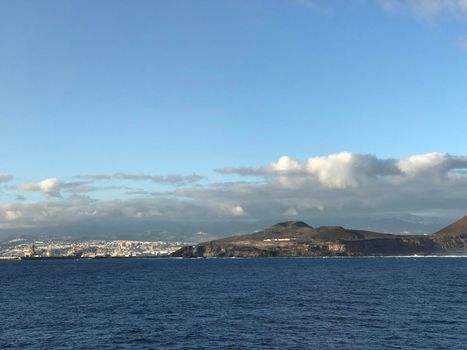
171,218,463,257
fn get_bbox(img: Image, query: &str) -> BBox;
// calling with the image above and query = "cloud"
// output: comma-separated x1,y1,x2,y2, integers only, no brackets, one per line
17,178,63,197
379,0,467,21
304,152,398,188
187,151,467,227
230,205,246,217
77,173,203,185
0,174,13,183
14,174,197,201
397,152,467,176
16,178,104,197
217,152,467,188
216,166,266,176
4,210,22,221
3,152,467,238
272,156,302,172
216,152,393,188
0,195,248,230
282,207,299,216
217,155,324,178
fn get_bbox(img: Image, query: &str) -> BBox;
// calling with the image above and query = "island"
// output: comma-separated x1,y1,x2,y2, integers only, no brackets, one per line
172,215,467,257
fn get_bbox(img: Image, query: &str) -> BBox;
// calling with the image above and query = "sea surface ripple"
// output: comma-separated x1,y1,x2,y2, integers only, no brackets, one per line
1,257,467,349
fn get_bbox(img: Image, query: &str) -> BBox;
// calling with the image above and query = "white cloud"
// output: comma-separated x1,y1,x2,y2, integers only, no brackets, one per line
305,152,384,189
14,177,143,198
220,152,467,188
271,156,302,172
282,207,299,216
217,204,246,217
231,205,246,216
3,152,467,238
0,196,248,230
398,152,446,175
397,152,467,176
4,210,22,221
17,178,63,197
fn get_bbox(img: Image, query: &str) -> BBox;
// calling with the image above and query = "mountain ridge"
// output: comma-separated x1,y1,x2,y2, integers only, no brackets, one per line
172,215,467,257
435,215,467,237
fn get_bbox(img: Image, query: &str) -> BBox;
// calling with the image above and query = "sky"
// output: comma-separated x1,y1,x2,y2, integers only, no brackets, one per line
1,0,467,240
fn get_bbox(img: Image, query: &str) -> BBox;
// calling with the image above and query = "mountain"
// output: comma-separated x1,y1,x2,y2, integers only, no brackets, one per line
432,215,467,253
173,215,467,257
218,221,396,242
434,215,467,237
172,221,438,258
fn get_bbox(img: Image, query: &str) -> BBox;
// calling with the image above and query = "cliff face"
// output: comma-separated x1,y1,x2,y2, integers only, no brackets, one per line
172,221,448,258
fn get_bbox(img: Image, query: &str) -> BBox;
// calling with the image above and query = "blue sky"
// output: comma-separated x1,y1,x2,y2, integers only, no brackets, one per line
1,0,467,239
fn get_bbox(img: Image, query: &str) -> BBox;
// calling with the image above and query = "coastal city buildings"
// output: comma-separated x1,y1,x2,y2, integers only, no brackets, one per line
0,239,188,259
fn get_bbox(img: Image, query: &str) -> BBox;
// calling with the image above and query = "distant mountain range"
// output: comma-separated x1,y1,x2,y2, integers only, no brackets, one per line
173,215,467,257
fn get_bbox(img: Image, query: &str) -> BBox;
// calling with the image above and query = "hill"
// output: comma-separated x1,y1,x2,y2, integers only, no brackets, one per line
172,220,438,258
435,215,467,237
220,221,396,242
433,215,467,253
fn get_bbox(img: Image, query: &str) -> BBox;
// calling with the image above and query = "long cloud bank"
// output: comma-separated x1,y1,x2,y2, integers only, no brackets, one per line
1,152,467,238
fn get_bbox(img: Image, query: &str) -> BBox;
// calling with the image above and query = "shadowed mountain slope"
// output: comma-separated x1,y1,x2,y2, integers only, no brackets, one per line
220,221,395,242
435,215,467,237
433,215,467,253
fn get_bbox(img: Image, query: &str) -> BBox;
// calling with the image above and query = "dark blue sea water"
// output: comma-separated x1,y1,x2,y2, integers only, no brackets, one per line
1,257,467,349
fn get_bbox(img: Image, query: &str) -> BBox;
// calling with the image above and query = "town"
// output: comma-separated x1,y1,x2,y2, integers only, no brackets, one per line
0,238,189,259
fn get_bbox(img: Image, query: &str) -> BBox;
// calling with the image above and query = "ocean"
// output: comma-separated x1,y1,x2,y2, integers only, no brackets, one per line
1,257,467,349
